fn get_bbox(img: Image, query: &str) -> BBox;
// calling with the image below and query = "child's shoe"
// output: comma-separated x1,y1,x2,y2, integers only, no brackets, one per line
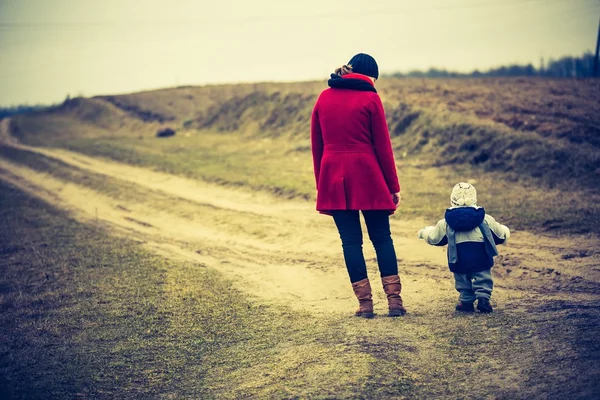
455,301,475,312
477,298,493,313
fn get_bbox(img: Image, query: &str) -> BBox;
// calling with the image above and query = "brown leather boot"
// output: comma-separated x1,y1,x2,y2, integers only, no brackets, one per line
381,275,406,317
351,278,374,318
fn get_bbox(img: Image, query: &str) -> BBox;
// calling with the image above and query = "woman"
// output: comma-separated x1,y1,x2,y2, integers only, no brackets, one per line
311,53,406,318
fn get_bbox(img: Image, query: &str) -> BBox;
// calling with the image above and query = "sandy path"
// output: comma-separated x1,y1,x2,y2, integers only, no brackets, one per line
1,117,599,316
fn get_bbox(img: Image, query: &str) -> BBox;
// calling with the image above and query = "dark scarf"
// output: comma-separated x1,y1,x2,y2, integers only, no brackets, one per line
327,73,377,93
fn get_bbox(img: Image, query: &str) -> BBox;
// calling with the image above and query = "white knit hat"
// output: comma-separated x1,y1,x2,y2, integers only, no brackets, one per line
450,182,477,207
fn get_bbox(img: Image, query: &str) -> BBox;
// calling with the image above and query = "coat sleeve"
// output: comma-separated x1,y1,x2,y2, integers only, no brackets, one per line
422,219,448,246
311,101,324,190
484,215,510,244
369,95,400,193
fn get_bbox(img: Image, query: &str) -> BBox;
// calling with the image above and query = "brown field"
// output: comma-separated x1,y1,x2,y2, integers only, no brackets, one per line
1,77,599,398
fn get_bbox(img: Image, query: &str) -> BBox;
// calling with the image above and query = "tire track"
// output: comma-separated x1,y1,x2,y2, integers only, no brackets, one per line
1,117,599,313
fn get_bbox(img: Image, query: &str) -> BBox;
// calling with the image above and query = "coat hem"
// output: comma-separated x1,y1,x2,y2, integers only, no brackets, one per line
317,208,396,216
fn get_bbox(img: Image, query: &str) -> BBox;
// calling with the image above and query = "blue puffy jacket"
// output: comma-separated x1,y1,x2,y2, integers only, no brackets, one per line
420,207,510,273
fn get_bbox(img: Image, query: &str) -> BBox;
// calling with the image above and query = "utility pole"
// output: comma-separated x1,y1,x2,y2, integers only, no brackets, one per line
594,16,600,77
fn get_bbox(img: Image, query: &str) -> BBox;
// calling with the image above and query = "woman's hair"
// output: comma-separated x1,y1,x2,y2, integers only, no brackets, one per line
334,64,353,76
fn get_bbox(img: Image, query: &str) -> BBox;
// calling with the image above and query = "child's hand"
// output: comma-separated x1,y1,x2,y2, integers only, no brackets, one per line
418,226,436,240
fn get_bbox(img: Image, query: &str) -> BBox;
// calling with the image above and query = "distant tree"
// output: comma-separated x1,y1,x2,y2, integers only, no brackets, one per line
385,52,596,79
407,70,426,78
0,104,50,119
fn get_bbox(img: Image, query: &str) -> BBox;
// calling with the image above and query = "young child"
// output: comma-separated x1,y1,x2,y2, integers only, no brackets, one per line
418,182,510,313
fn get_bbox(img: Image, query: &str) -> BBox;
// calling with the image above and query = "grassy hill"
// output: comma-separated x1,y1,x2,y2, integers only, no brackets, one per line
6,77,600,233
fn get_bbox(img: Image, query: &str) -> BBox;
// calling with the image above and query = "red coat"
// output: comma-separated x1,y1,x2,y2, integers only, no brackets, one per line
311,73,400,214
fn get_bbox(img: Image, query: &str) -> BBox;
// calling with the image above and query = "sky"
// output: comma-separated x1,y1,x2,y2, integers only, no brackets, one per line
0,0,598,106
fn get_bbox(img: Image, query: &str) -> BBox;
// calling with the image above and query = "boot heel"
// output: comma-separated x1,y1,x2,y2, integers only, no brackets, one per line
356,311,375,319
388,309,406,317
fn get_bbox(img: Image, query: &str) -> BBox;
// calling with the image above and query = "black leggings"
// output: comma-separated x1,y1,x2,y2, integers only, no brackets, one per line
331,210,399,283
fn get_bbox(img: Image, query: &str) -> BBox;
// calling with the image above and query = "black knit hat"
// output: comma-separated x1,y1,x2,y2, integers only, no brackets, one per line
347,53,379,80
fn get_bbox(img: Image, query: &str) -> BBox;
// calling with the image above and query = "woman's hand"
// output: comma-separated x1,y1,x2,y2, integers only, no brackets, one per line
392,192,401,208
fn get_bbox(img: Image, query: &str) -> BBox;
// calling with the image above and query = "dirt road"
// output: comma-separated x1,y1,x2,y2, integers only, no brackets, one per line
3,117,600,397
1,117,599,314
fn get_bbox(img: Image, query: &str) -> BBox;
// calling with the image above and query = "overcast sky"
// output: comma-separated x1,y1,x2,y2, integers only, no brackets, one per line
0,0,598,106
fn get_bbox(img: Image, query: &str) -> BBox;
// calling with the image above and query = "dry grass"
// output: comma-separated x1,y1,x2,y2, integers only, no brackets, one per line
383,77,600,146
2,179,600,399
10,128,595,235
0,181,379,399
2,77,600,398
7,77,600,234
